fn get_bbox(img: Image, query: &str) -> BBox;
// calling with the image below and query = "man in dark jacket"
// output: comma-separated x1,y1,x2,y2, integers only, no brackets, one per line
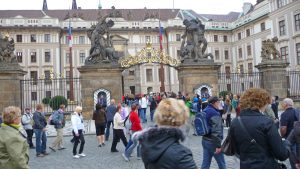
280,98,299,169
105,99,117,141
33,104,48,157
201,96,226,169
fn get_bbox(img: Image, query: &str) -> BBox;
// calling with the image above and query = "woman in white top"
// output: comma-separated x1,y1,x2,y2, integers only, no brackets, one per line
111,105,128,152
71,106,86,158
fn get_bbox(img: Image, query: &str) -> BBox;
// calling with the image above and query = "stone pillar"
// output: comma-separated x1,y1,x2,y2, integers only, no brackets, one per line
78,65,123,119
255,60,289,98
177,60,221,96
0,65,26,112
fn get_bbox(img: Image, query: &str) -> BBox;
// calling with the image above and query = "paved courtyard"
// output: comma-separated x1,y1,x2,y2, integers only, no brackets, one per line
28,113,291,169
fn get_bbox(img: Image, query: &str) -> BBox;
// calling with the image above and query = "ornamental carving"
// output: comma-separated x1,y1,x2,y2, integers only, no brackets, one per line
261,37,281,62
0,34,17,63
119,41,180,68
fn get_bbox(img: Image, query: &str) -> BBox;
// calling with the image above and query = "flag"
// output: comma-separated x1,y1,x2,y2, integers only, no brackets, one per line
159,21,163,50
68,19,72,48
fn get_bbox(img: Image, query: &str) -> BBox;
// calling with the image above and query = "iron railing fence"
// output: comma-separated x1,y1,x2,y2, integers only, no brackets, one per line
20,78,82,114
218,72,263,95
287,71,300,99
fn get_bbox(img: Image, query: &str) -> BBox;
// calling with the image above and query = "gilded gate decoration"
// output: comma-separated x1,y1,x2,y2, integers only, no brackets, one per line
119,41,180,68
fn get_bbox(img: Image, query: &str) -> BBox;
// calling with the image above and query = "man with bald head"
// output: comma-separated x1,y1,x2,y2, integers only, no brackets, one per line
280,98,299,169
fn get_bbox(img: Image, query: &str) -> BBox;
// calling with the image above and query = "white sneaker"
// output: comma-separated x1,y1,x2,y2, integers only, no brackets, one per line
78,153,86,157
122,153,129,162
73,155,80,159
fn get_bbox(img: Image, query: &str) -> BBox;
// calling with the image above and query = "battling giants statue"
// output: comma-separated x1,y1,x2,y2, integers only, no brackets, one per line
260,37,282,62
0,34,17,64
85,7,119,65
180,18,213,62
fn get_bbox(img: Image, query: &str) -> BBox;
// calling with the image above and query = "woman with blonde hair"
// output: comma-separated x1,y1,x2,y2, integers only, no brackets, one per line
229,88,289,168
138,98,197,169
0,106,29,169
71,106,86,158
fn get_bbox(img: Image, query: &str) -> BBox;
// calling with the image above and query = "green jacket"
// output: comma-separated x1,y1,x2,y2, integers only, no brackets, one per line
0,124,29,169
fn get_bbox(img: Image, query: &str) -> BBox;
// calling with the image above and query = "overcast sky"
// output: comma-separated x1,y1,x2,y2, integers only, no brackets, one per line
0,0,257,14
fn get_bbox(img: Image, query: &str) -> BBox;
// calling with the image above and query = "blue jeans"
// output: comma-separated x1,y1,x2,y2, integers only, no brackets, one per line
150,109,155,122
105,120,113,140
124,133,141,158
140,108,146,123
201,139,227,169
34,129,47,154
290,144,297,169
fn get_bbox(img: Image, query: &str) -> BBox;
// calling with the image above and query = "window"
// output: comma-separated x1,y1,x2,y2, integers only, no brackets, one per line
46,91,51,98
129,70,135,75
176,34,181,41
241,83,245,92
246,29,250,37
224,50,229,60
279,20,286,36
239,65,244,74
226,84,231,91
223,35,228,42
146,69,153,82
277,0,284,8
248,63,253,74
30,34,36,42
247,45,252,56
79,52,85,64
296,43,300,65
66,53,70,64
158,68,163,82
66,70,70,84
215,50,220,60
261,22,265,31
177,50,181,57
44,70,51,84
225,66,231,78
67,91,70,100
31,92,37,101
250,82,254,88
45,51,51,62
30,52,36,63
238,32,241,40
145,36,151,42
214,35,218,42
280,46,288,60
16,52,22,63
79,36,85,44
65,36,69,44
30,71,38,85
44,34,50,43
238,48,243,58
16,35,22,42
295,13,300,31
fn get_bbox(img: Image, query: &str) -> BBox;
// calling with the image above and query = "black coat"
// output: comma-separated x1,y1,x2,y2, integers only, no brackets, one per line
231,109,289,169
139,127,197,169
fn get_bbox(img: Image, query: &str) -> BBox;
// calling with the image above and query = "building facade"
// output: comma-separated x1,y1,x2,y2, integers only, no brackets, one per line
0,0,299,97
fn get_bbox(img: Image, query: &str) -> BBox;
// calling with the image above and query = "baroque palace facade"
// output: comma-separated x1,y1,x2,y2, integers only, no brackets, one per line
0,0,299,95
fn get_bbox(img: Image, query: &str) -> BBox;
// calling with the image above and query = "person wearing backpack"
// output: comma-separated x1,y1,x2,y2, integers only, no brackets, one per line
49,104,66,152
201,96,226,169
21,108,35,149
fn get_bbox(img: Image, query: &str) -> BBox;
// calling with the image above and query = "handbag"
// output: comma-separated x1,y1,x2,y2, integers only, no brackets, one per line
237,117,287,169
221,127,236,156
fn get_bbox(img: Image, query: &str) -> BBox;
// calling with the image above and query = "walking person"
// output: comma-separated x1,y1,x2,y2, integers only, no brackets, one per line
105,99,117,141
139,98,197,169
49,104,66,152
111,105,128,152
201,96,227,169
71,106,86,159
0,106,29,169
230,88,289,169
149,96,157,122
139,94,148,123
21,107,35,149
122,103,143,161
93,104,107,147
33,104,49,157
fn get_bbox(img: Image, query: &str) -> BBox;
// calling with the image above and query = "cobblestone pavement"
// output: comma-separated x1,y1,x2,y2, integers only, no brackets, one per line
28,116,291,169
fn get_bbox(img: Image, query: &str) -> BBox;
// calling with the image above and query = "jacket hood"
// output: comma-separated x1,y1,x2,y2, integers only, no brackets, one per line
139,127,185,163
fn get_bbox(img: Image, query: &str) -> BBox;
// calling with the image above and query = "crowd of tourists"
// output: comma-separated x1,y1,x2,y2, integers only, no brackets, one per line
0,88,300,169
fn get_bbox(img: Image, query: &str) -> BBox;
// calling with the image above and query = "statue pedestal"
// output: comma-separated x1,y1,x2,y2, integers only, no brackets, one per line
78,64,123,119
177,60,221,96
255,60,289,98
0,64,26,111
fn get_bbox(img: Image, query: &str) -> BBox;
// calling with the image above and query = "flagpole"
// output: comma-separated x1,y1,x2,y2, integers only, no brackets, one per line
159,19,165,93
68,14,74,101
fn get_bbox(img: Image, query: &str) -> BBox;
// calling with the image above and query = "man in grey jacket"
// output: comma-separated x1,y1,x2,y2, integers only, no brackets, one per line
49,104,66,151
105,99,117,141
22,108,35,148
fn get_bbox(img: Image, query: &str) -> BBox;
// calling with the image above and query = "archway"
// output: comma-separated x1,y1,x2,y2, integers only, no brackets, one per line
93,88,111,109
194,84,212,99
